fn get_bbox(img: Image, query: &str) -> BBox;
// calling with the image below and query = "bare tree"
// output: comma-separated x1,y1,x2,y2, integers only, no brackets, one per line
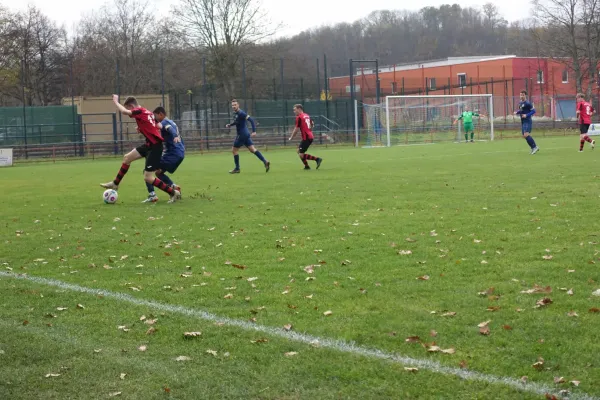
172,0,280,98
532,0,585,92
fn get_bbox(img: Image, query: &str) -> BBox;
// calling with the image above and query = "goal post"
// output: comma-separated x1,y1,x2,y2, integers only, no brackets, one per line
359,94,494,147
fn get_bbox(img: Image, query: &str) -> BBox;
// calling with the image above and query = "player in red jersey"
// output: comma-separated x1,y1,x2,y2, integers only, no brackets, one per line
288,104,322,170
576,93,596,152
100,95,181,203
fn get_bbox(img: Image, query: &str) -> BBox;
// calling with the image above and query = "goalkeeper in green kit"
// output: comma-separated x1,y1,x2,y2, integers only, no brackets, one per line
453,106,485,142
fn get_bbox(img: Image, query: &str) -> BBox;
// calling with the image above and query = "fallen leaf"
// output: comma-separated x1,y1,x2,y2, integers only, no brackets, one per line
183,332,202,338
404,367,419,372
247,277,258,282
76,304,85,310
571,380,581,387
521,285,552,294
139,315,146,321
45,373,61,378
535,297,553,308
323,310,333,316
589,308,600,313
119,373,127,380
441,348,456,354
145,319,157,325
554,377,566,384
487,306,501,312
398,250,412,255
304,294,313,299
138,345,147,352
206,350,218,357
23,320,29,325
146,327,157,335
592,289,600,297
175,356,192,361
478,287,495,296
567,311,579,317
251,338,269,344
405,238,416,242
567,289,574,296
417,275,430,281
341,260,351,266
109,392,122,397
479,326,491,335
543,255,553,260
532,358,545,370
459,360,468,369
503,325,513,330
284,352,298,357
441,312,456,317
430,330,438,337
232,264,247,270
478,320,492,328
224,293,233,299
56,307,68,311
283,324,293,332
405,336,421,343
427,345,441,353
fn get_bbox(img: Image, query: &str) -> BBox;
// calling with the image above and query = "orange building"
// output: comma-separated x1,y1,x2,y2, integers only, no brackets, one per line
329,55,591,118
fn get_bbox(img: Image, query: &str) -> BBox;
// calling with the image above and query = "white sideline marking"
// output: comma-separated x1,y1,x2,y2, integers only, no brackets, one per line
1,272,597,400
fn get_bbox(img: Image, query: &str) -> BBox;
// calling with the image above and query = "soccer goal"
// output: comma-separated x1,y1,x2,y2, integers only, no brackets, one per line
357,94,494,147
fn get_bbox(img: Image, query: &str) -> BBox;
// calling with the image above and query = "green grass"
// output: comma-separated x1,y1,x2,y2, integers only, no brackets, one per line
1,136,600,399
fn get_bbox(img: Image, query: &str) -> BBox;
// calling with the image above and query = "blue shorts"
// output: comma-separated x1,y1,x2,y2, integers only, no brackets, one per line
234,134,253,148
160,154,184,174
521,121,532,134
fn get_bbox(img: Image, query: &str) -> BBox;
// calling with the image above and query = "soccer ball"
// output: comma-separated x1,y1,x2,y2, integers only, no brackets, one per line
103,189,118,204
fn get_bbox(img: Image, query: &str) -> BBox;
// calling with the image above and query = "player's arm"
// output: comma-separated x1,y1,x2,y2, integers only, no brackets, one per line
112,94,132,116
525,105,536,118
453,115,462,125
167,124,182,144
289,126,300,141
247,115,257,136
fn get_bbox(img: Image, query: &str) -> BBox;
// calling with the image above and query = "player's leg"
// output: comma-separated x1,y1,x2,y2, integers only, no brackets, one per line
101,147,144,189
143,144,180,203
297,141,310,170
522,122,539,154
230,141,241,173
247,139,270,172
302,139,322,168
142,174,158,203
581,124,594,150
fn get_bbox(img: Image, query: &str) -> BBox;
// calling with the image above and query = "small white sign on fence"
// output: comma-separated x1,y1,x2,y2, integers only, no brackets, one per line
0,148,13,167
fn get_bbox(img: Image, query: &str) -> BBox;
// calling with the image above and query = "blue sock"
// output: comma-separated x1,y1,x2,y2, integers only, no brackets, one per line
234,154,240,169
157,173,174,186
526,135,536,148
146,182,154,194
254,151,266,163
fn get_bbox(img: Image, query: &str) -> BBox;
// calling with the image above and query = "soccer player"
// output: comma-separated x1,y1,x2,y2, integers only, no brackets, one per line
289,104,322,170
576,93,596,152
453,105,485,142
515,90,540,155
142,107,185,203
100,95,181,203
226,99,270,174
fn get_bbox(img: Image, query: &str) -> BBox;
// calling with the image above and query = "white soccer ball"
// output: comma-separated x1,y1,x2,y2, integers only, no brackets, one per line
103,189,118,204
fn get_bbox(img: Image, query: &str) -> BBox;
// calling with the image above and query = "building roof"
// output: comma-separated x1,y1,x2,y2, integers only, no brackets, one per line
338,55,517,78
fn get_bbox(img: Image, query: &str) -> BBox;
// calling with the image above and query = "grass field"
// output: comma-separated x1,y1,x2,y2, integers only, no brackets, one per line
2,136,600,400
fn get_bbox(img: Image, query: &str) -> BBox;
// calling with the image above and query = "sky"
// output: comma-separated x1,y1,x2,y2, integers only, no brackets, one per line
1,0,527,38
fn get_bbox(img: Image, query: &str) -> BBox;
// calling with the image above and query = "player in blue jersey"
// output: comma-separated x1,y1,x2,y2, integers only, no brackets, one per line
226,99,270,174
142,107,185,203
515,90,539,155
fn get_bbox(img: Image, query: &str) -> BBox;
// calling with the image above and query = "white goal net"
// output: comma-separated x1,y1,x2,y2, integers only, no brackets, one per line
358,95,494,147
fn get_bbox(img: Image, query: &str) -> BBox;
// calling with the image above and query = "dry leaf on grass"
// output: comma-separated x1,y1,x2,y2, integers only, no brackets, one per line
224,294,233,299
417,275,430,281
175,356,192,361
251,338,269,344
487,306,501,312
323,310,333,316
503,325,513,330
405,336,421,343
232,264,247,270
404,367,419,372
206,350,218,357
284,352,298,357
567,311,579,317
108,392,122,397
532,358,545,370
76,304,85,309
535,297,553,308
146,327,157,335
430,330,438,337
283,324,293,332
543,255,553,260
441,312,457,317
478,287,495,296
554,377,566,384
119,373,127,380
521,285,552,294
138,345,147,352
589,308,600,313
477,320,491,328
479,326,491,336
56,307,68,311
398,250,413,255
571,380,581,387
183,332,202,338
45,373,61,378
